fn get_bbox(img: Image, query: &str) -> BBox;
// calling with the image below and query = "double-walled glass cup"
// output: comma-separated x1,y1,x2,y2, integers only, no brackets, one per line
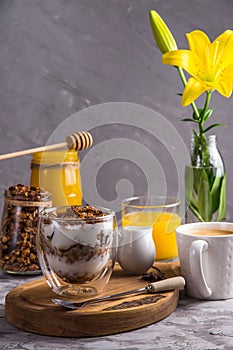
122,196,181,261
38,206,117,297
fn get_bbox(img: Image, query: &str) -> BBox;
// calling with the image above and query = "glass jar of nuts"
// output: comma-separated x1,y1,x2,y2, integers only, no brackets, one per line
0,184,52,274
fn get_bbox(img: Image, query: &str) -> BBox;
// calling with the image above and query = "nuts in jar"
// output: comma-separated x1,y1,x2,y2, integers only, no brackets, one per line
0,184,51,274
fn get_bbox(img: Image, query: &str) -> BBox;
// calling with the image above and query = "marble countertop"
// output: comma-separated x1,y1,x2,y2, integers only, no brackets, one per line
1,270,233,350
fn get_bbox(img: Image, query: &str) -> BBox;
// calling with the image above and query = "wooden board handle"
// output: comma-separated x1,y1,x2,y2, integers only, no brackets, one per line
149,276,185,293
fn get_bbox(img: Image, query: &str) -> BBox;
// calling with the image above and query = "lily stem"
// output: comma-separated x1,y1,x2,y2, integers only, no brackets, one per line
199,90,212,137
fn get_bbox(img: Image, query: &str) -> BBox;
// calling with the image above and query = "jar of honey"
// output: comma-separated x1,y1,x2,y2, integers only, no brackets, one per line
30,150,82,206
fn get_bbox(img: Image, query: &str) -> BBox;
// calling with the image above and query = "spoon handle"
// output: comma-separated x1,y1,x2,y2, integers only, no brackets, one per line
149,276,185,293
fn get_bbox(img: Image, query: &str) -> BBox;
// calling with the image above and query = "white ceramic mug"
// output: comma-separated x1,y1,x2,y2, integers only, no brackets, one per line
117,226,156,275
176,222,233,300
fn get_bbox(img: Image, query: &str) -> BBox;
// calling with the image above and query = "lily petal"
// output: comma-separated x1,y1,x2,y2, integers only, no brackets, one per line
162,50,204,79
182,77,208,106
186,30,210,64
213,78,233,97
213,30,233,67
221,63,233,80
215,30,233,50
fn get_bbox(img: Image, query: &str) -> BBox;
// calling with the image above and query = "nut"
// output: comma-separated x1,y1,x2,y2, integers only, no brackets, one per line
0,184,50,273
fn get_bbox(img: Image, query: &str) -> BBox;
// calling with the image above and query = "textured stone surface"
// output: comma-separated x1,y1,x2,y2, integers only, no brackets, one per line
0,0,233,220
1,271,233,349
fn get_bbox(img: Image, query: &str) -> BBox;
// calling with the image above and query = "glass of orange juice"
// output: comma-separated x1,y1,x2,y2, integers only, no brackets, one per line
121,196,181,261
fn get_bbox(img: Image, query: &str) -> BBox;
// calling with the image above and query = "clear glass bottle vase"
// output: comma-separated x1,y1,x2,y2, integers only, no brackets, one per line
185,134,226,223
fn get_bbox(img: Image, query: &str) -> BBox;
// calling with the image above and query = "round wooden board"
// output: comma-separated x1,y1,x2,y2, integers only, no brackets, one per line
5,262,181,337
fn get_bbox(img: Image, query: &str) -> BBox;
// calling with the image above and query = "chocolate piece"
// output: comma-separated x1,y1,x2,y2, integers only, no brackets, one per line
140,266,166,282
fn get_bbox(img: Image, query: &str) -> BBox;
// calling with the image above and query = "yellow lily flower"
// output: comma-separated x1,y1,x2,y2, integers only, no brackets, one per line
150,10,177,54
162,30,233,106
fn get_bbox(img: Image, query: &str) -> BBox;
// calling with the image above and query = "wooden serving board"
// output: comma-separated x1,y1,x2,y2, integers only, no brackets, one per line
5,262,181,337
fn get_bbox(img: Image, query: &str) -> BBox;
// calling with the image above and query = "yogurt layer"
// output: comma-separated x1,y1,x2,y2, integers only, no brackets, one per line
47,251,110,281
43,220,112,250
42,219,113,283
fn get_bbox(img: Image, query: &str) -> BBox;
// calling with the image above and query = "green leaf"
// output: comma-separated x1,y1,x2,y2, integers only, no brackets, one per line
203,123,226,133
193,167,205,194
193,109,202,121
181,118,199,123
185,166,203,220
210,175,222,213
217,173,226,221
197,168,212,221
185,166,194,202
189,202,205,222
202,108,213,122
193,129,199,141
185,166,210,222
190,197,198,212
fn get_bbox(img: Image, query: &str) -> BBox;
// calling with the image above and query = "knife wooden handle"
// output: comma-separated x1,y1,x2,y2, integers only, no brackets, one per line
149,276,185,293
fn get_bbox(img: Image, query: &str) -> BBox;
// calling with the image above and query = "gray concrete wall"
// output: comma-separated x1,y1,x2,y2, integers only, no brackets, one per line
0,0,233,220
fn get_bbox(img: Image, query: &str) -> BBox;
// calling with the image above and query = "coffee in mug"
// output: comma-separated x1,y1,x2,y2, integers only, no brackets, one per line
186,228,233,236
176,222,233,300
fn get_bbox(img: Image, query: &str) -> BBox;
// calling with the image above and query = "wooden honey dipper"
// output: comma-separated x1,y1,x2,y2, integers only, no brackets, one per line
0,131,93,161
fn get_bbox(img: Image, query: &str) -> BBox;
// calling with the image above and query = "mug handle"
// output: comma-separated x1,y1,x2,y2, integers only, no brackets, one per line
189,240,212,298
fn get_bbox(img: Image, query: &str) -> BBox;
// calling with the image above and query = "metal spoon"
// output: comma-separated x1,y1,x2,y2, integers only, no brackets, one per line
52,276,185,310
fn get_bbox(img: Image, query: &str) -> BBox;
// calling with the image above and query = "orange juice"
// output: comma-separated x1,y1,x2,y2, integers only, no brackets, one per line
122,211,181,260
30,150,82,206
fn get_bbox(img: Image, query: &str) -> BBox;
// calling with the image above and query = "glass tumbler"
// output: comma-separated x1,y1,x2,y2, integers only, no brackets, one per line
37,206,117,297
122,196,181,261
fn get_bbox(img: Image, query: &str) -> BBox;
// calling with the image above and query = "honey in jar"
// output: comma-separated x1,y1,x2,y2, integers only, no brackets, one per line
30,150,82,206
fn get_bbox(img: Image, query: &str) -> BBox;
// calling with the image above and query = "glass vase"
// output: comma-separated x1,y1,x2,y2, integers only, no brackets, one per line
185,135,226,223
